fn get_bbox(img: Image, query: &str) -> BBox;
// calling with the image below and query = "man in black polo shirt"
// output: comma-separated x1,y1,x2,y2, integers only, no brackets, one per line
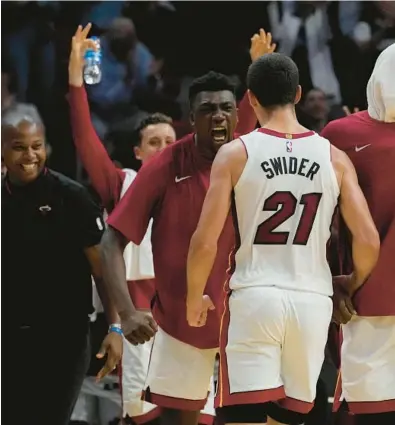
2,103,123,425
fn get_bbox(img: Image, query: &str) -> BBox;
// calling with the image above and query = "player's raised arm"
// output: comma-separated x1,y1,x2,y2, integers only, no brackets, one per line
334,147,380,294
187,144,233,327
68,24,125,210
236,29,277,135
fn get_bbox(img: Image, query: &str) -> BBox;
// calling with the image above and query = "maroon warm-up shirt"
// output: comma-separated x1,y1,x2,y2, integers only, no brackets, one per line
321,111,395,316
69,85,257,310
108,135,238,349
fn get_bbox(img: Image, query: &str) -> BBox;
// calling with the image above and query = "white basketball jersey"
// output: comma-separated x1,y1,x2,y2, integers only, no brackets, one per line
230,129,339,296
104,169,155,281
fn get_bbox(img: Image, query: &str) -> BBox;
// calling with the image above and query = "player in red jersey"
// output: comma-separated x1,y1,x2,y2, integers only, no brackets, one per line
101,38,276,423
322,43,395,425
69,24,176,424
186,53,380,425
71,24,273,425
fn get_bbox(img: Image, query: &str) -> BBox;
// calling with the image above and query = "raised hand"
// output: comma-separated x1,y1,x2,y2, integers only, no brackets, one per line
69,23,97,87
250,28,277,62
342,106,360,117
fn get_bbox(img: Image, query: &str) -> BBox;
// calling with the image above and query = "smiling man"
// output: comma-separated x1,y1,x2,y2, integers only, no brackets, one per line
2,103,123,425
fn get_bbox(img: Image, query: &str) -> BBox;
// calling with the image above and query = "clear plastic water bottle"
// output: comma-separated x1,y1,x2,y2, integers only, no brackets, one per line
84,37,102,85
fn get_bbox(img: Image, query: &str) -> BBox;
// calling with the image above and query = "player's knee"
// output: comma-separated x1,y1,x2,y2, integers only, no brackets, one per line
265,402,306,425
216,403,268,423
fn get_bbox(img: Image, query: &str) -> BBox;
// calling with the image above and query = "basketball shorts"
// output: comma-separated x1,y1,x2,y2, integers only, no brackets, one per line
143,327,217,425
216,286,332,414
121,336,161,423
339,316,395,414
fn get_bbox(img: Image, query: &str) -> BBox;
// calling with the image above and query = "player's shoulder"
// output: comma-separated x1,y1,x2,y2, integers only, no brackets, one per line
47,169,96,207
321,112,369,141
47,169,87,194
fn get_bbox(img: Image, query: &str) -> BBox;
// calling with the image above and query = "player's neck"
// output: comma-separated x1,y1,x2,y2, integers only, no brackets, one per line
257,105,308,134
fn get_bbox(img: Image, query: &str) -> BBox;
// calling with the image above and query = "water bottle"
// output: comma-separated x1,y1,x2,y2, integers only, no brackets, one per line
84,37,102,85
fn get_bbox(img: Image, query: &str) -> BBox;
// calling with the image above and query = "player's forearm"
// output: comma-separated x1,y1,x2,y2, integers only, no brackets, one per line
100,227,138,319
351,232,380,293
187,237,217,300
93,276,120,324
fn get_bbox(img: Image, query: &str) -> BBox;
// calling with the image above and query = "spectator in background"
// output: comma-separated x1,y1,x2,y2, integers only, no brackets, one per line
298,87,330,133
86,17,154,141
1,60,18,113
79,1,125,35
2,1,59,104
268,1,342,104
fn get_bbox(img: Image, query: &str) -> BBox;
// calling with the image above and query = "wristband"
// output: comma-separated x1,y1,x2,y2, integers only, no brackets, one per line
109,324,123,335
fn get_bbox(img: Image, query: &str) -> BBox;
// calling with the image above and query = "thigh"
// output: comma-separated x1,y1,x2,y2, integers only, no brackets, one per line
121,337,159,420
217,287,286,408
341,316,395,413
46,329,91,425
281,292,332,411
145,327,217,410
8,326,90,425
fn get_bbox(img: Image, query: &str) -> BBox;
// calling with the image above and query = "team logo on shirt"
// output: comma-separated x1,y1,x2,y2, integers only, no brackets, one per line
39,205,52,214
286,141,293,152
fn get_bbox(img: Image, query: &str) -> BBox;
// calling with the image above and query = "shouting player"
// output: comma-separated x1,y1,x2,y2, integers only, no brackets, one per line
186,53,380,425
322,43,395,425
101,31,276,425
70,24,273,425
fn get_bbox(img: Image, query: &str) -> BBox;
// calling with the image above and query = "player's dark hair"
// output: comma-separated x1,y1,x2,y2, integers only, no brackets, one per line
188,71,236,106
134,113,173,147
2,103,44,130
247,53,299,108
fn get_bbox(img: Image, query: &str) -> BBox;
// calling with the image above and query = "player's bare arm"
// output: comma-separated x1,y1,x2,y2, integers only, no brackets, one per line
101,226,157,344
85,245,123,380
333,146,380,294
187,140,246,327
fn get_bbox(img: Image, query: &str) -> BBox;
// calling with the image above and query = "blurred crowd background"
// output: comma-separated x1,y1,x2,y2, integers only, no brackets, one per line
2,1,395,181
2,2,395,424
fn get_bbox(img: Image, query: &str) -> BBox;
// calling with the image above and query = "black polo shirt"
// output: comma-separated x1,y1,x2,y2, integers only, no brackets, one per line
2,169,105,327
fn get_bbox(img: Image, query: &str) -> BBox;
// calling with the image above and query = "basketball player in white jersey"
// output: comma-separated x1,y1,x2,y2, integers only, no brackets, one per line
186,53,380,425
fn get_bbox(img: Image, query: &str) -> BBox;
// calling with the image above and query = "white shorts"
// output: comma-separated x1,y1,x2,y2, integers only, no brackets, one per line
216,287,332,414
121,336,161,423
70,376,121,425
144,327,217,425
339,316,395,414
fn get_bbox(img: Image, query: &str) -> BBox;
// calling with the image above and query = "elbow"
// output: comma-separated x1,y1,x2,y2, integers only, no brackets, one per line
189,233,217,259
101,226,126,257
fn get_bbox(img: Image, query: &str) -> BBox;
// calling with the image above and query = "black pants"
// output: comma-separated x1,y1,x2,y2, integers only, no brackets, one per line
5,321,91,425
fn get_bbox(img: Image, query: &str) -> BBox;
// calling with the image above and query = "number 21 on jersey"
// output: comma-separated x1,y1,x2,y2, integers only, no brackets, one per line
254,191,322,245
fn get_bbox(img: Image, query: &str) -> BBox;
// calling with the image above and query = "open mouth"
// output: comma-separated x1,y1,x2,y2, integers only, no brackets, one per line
20,163,38,173
211,127,228,143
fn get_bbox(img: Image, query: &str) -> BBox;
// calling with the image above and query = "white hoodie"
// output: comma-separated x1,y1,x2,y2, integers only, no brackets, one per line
367,43,395,123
